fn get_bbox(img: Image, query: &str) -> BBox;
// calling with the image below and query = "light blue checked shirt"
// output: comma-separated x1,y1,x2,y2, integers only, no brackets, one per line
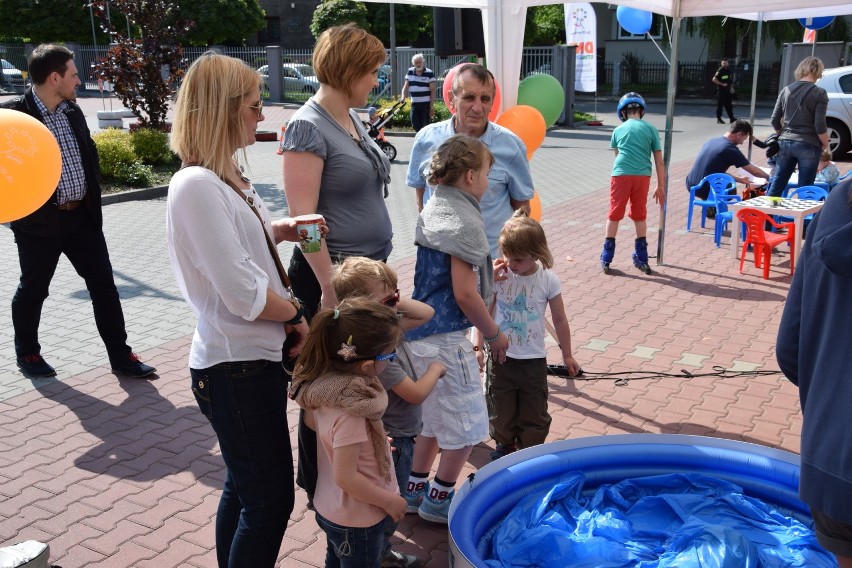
32,90,87,205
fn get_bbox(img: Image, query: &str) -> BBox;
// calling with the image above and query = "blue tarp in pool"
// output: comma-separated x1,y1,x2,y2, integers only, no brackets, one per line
484,472,836,567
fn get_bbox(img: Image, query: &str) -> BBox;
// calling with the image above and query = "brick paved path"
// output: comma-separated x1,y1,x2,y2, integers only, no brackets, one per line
1,93,848,566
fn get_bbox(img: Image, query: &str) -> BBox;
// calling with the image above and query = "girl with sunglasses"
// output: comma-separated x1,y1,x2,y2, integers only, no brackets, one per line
290,297,408,568
332,256,446,567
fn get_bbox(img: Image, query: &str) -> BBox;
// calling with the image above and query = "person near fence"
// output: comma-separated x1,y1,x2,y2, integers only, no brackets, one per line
776,176,852,568
279,22,392,520
1,43,156,379
167,52,310,567
685,120,771,214
400,53,436,132
765,56,829,198
406,63,533,259
712,58,737,124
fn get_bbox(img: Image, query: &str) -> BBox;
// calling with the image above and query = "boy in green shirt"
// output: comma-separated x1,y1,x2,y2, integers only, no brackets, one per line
601,92,666,274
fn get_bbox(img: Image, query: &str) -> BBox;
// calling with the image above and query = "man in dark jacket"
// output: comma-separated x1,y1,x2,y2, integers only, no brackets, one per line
1,44,155,378
777,177,852,567
712,58,736,124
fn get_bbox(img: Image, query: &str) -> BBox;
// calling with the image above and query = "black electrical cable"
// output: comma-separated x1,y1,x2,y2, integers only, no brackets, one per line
546,364,783,386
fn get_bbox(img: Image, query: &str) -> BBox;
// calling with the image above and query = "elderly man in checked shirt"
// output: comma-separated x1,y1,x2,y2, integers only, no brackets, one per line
1,44,155,378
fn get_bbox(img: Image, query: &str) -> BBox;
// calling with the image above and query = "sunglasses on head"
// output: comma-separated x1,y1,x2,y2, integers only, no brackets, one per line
380,289,400,308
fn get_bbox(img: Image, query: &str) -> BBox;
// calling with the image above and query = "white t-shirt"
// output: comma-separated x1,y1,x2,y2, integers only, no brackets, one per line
493,265,561,359
166,166,290,369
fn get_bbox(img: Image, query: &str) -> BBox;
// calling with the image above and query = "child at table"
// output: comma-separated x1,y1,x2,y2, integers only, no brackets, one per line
816,149,840,189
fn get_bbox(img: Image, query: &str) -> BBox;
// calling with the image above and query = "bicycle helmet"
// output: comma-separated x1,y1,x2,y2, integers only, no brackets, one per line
617,92,645,121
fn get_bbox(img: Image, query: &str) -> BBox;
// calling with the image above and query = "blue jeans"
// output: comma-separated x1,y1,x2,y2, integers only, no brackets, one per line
316,512,386,568
766,140,821,197
191,360,294,568
383,436,415,556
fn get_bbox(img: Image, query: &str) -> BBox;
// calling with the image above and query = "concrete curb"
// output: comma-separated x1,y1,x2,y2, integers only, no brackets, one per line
102,184,168,205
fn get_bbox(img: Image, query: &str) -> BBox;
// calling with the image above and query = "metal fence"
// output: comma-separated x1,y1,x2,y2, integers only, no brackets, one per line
0,41,781,101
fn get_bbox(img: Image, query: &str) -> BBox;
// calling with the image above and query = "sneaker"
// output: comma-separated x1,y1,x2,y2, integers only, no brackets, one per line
418,483,454,524
489,443,517,462
404,478,427,514
381,549,424,568
16,354,56,377
111,353,157,378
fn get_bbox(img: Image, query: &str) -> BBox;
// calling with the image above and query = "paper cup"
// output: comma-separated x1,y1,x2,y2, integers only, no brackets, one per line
295,214,324,253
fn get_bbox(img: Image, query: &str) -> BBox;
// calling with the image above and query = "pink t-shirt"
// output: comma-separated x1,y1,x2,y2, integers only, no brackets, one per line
313,406,399,527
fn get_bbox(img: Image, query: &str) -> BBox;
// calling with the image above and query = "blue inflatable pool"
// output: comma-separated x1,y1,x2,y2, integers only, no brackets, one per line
448,434,827,567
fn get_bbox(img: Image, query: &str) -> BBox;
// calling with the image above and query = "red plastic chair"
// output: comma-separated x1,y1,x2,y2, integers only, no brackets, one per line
735,208,795,279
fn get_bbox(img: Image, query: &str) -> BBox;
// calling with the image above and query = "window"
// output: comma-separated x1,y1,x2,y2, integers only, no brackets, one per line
258,17,280,43
617,13,665,40
288,17,301,33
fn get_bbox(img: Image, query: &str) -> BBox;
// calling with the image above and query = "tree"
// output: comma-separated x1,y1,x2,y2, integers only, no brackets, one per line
310,0,370,39
365,4,433,47
0,0,104,43
525,5,566,46
176,0,266,46
92,0,191,129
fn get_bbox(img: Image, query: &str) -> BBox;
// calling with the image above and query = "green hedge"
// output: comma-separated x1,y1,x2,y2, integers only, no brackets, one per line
93,127,176,187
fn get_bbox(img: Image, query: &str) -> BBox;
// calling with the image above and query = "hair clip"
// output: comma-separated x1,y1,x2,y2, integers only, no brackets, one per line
337,335,358,361
333,309,340,320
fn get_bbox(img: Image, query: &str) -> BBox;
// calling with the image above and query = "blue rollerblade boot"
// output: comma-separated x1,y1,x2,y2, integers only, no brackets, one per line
632,237,651,274
600,238,615,274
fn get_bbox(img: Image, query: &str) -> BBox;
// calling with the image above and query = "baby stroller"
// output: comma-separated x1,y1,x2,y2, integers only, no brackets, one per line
363,99,407,161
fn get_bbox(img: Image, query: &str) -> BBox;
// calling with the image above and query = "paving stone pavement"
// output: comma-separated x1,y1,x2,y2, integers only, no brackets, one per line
1,93,850,566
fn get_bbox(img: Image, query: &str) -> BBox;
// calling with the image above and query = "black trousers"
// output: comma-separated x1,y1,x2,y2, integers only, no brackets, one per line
716,90,735,121
11,207,131,362
410,102,432,132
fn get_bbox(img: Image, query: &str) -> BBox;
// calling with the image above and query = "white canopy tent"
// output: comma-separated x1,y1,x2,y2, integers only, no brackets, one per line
364,0,852,262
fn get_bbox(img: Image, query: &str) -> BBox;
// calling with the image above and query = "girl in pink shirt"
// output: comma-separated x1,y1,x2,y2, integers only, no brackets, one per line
290,297,407,568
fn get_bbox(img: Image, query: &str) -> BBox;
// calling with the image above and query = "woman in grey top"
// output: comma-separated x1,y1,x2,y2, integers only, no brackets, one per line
280,23,392,318
766,56,830,198
279,23,394,541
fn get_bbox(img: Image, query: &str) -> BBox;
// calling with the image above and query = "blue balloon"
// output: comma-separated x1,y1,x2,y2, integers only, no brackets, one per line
798,16,834,31
616,6,653,35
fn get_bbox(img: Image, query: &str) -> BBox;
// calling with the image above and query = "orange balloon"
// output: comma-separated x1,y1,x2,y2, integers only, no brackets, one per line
443,63,502,122
529,192,542,222
0,109,62,223
495,105,546,160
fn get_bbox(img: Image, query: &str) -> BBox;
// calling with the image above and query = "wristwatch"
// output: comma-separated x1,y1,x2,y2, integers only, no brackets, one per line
284,298,305,325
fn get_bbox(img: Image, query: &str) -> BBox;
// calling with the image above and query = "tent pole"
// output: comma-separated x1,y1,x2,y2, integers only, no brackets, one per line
747,13,763,161
657,13,681,266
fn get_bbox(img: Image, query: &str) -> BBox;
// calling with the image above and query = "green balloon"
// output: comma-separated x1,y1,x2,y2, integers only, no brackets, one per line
517,74,565,127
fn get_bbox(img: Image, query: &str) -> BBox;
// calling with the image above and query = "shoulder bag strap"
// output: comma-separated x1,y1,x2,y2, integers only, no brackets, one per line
181,162,293,292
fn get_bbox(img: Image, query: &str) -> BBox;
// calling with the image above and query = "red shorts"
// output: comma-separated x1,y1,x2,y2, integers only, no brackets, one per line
609,175,650,222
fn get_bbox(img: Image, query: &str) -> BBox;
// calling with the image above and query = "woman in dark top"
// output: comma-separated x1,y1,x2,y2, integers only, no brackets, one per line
766,56,829,198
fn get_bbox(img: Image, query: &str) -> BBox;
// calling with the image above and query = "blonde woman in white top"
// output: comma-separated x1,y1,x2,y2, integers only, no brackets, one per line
166,52,310,568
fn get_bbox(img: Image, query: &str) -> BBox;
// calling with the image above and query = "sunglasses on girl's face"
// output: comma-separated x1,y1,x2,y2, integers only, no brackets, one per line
374,351,397,362
380,289,400,308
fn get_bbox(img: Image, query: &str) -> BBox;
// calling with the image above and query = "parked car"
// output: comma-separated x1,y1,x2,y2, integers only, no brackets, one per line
258,63,320,94
1,59,26,91
816,65,852,159
525,63,552,78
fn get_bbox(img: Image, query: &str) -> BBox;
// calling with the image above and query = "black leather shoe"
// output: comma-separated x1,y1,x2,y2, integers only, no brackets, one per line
17,354,57,377
111,353,156,378
730,117,737,123
716,118,725,124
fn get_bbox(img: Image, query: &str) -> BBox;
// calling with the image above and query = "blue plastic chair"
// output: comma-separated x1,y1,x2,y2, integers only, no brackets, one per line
713,192,742,247
775,185,828,225
687,173,736,232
